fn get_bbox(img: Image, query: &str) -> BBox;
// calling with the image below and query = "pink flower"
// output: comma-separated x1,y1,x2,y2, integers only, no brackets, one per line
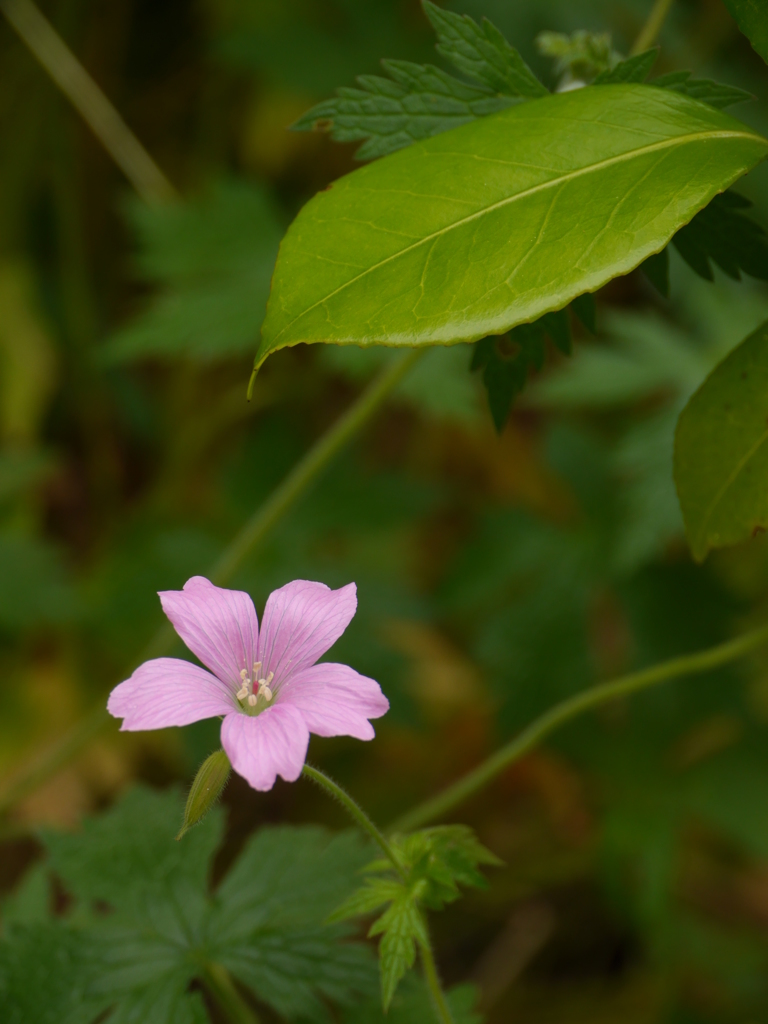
108,577,389,790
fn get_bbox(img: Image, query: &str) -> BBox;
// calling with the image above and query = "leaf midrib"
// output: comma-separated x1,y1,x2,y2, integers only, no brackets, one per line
266,127,763,352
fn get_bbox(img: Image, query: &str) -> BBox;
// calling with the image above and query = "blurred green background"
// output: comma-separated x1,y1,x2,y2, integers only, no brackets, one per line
4,1,768,1021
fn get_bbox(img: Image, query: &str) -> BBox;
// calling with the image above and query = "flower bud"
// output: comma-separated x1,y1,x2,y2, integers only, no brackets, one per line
177,749,231,840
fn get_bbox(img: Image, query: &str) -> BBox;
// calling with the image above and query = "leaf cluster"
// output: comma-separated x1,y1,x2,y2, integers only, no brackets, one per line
330,825,500,1008
0,786,378,1023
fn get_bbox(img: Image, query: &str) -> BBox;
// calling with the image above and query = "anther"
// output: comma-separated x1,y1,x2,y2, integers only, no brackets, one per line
247,693,258,707
236,684,249,701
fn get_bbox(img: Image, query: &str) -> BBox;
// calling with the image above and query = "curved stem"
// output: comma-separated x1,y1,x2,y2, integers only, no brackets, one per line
630,0,675,54
392,622,768,833
212,349,423,584
0,0,175,204
418,922,455,1024
200,962,260,1024
302,764,403,875
0,351,425,818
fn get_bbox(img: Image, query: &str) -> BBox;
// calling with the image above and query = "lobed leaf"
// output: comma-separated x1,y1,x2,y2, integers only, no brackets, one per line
671,190,768,282
674,320,768,561
292,60,516,161
422,0,546,97
652,70,754,111
593,48,658,85
256,85,767,369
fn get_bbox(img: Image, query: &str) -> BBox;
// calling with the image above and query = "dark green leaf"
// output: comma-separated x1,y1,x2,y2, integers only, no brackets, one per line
103,181,282,362
571,292,597,334
471,309,572,431
641,247,670,297
723,0,768,65
0,925,106,1024
653,71,753,110
292,61,515,161
674,320,768,561
672,191,768,282
257,86,767,368
37,787,378,1022
422,1,546,97
593,48,657,84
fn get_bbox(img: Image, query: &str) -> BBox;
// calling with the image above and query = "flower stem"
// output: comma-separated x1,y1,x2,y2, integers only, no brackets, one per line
0,350,425,819
630,0,675,54
418,922,455,1024
392,622,768,833
302,763,404,876
200,962,260,1024
0,0,175,204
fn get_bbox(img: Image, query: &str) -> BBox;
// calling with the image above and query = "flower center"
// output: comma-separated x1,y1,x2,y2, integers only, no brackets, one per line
236,662,274,715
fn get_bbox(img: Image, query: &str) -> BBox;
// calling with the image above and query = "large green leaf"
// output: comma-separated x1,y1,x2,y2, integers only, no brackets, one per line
674,320,768,561
723,1,768,65
255,85,767,369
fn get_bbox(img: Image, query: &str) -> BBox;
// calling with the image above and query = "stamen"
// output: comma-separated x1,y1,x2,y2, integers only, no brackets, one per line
247,693,258,706
236,684,249,701
265,671,274,685
262,685,273,702
252,661,262,676
240,669,248,680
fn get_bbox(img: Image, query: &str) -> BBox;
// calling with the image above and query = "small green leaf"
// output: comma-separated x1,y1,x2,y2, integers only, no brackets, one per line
256,85,767,369
674,320,768,561
593,48,657,84
652,70,754,110
723,0,768,65
328,878,404,924
369,894,427,1009
177,749,231,840
422,0,547,97
671,190,768,282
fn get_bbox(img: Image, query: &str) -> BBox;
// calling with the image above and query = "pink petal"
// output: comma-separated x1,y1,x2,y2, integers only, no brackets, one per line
159,576,259,687
277,663,389,740
107,657,235,730
221,704,309,791
257,580,357,688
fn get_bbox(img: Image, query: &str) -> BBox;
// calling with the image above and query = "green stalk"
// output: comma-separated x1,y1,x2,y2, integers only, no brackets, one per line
392,622,768,833
0,350,425,818
0,0,175,203
302,764,403,875
302,764,455,1024
200,962,260,1024
630,0,675,54
418,923,455,1024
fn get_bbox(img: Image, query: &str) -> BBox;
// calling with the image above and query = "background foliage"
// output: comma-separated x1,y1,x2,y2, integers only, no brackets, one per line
4,0,768,1021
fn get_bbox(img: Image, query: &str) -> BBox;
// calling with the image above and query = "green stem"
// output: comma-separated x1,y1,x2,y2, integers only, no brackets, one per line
200,962,260,1024
302,763,403,875
418,923,455,1024
630,0,675,54
0,0,175,203
211,349,423,585
392,623,768,833
0,351,425,818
